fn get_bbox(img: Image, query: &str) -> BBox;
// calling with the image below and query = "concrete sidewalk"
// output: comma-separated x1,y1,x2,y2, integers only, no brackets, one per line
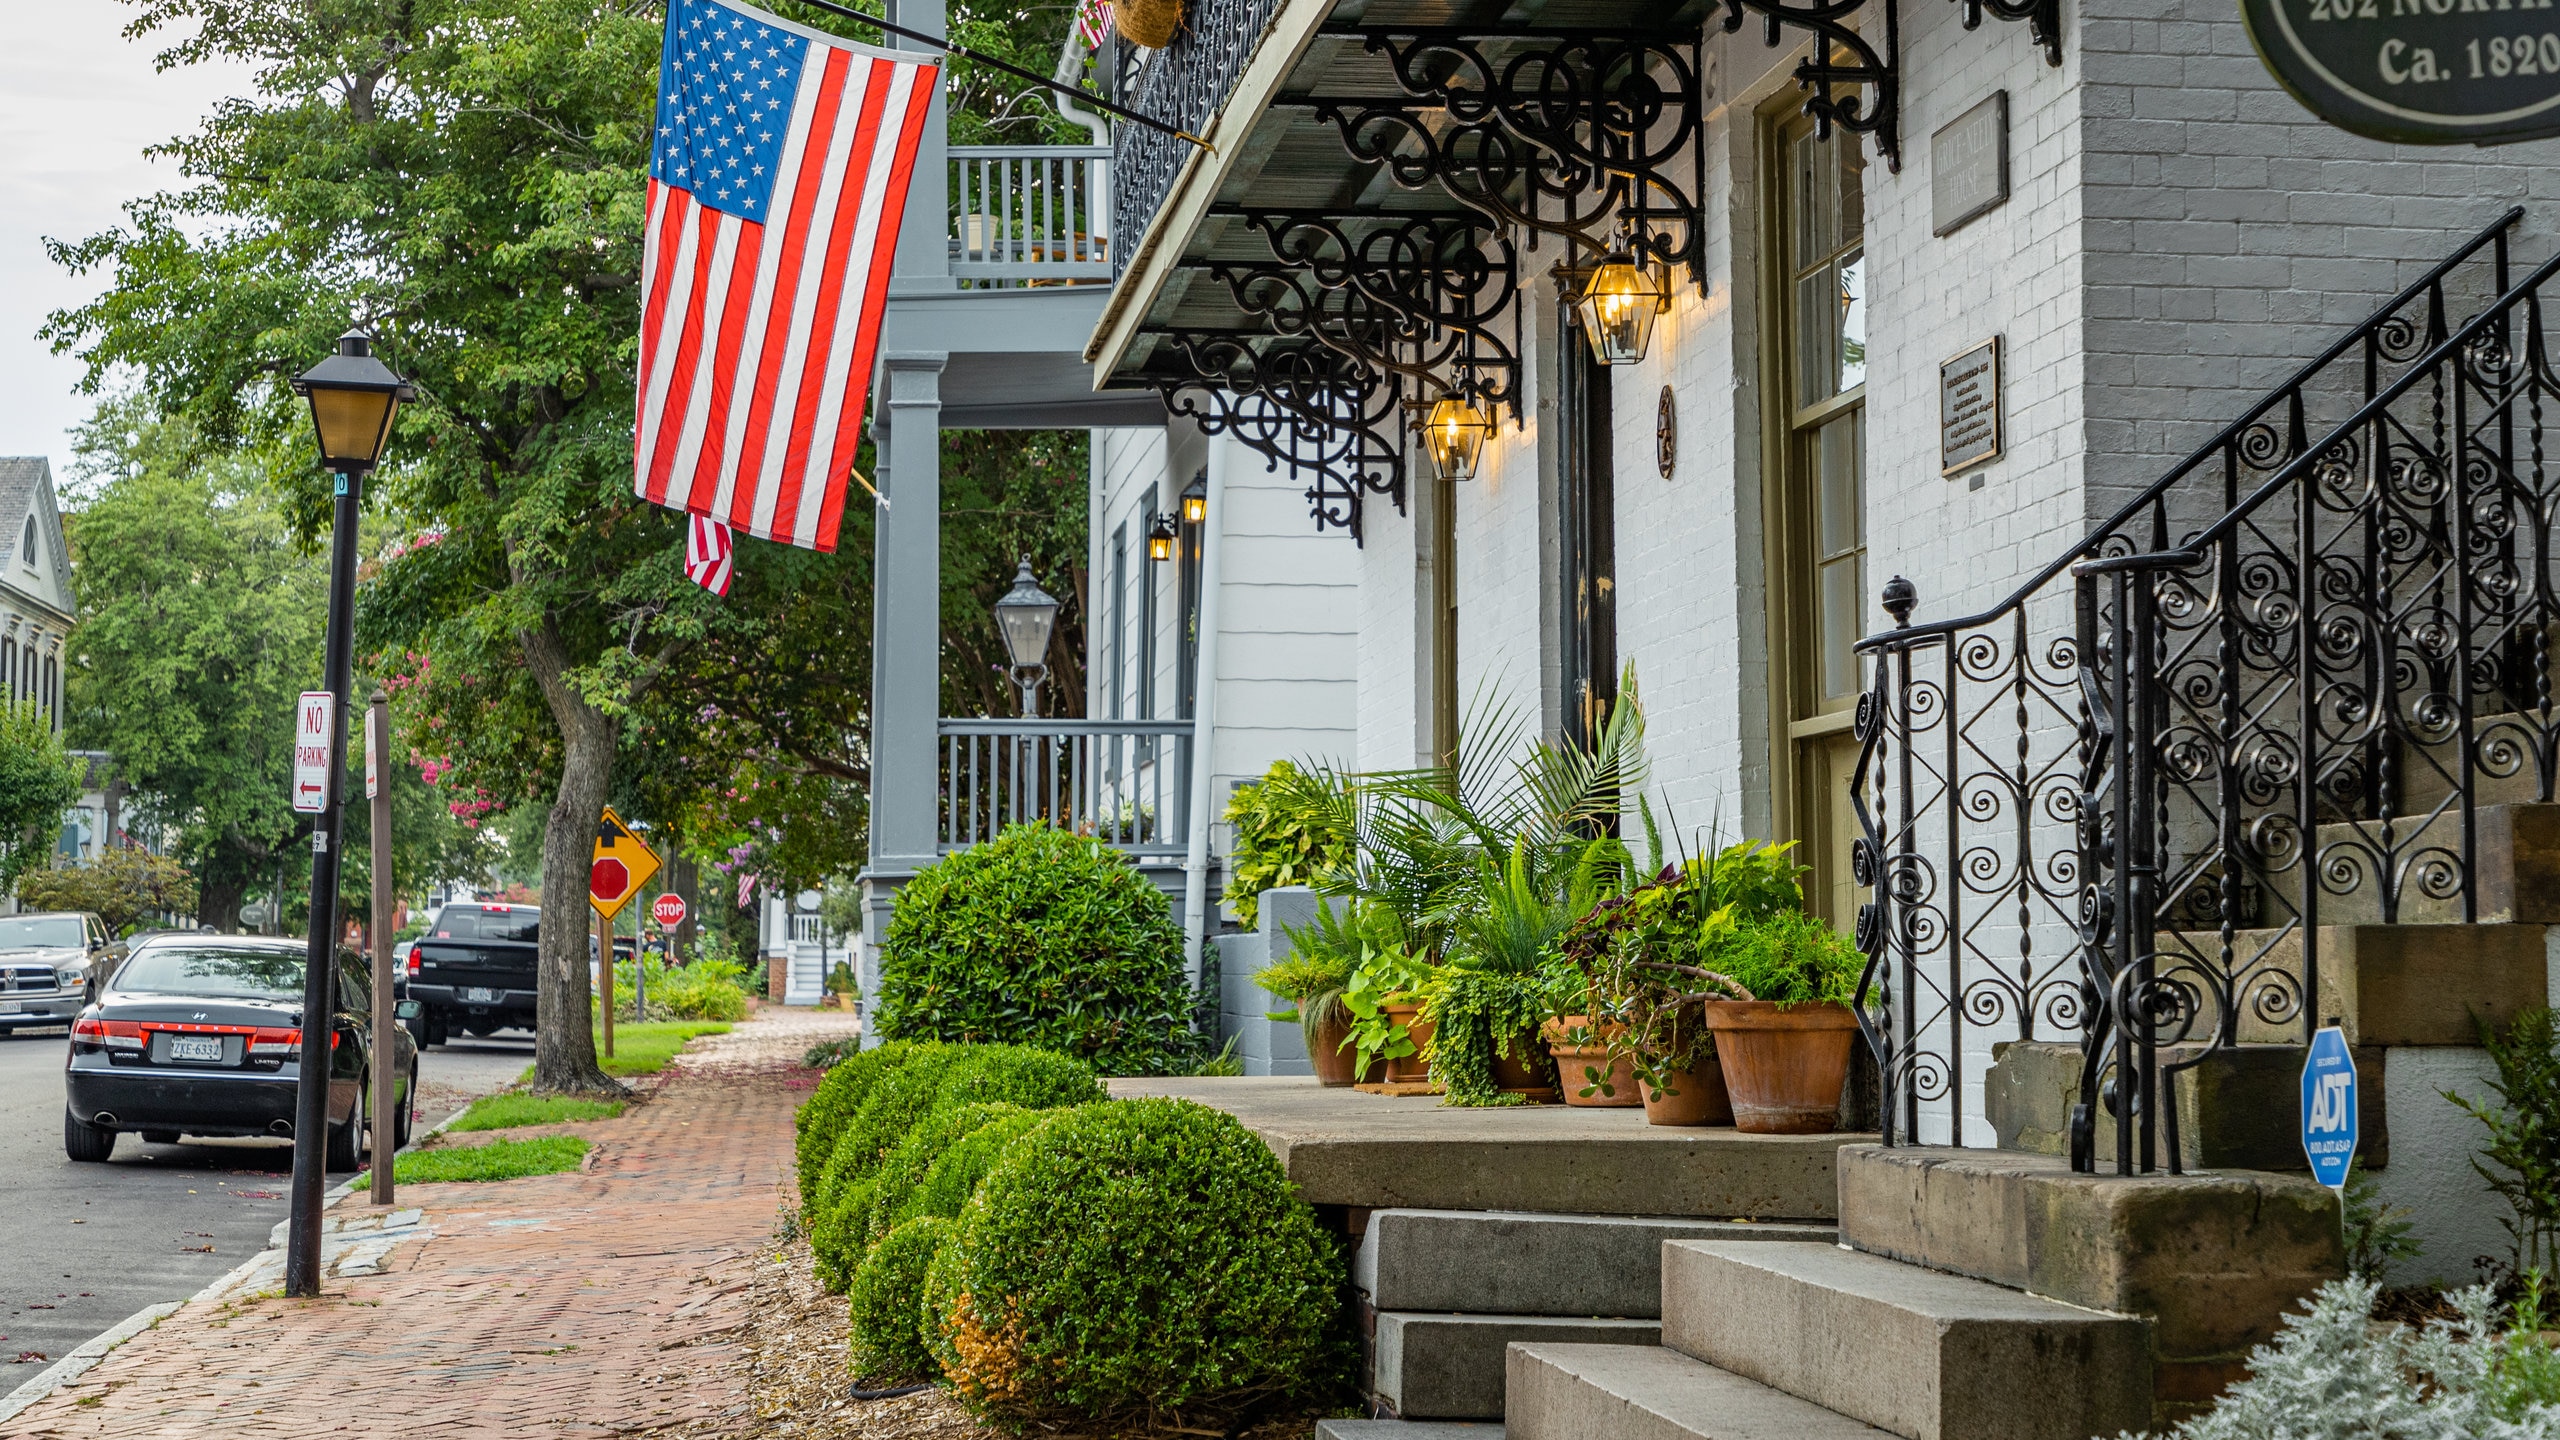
5,1006,856,1439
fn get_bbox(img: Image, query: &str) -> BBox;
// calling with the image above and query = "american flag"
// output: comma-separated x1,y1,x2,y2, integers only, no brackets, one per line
685,515,736,596
635,0,936,553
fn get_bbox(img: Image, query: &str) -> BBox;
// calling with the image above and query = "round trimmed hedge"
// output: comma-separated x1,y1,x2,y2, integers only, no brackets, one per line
875,823,1198,1075
851,1215,954,1384
857,1102,1025,1253
896,1110,1053,1232
795,1040,934,1211
922,1098,1348,1428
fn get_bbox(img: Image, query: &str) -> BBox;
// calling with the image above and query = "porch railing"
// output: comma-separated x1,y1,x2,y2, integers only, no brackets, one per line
949,145,1114,286
938,718,1193,857
1108,0,1286,277
1851,207,2543,1172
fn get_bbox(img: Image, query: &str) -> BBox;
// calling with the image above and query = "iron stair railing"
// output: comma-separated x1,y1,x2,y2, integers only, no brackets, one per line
1850,207,2552,1171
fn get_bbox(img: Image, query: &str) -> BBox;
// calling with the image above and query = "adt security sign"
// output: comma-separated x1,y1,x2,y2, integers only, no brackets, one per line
291,691,336,815
2300,1026,2359,1189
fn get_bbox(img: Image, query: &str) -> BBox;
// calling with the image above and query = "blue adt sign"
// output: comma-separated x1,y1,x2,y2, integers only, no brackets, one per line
2300,1026,2358,1190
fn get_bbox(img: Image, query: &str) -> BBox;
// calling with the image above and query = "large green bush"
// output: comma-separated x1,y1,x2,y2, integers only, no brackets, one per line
857,1102,1025,1252
850,1215,954,1385
1222,759,1356,929
810,1045,1104,1291
795,1041,934,1211
895,1110,1053,1231
875,823,1199,1075
923,1098,1348,1429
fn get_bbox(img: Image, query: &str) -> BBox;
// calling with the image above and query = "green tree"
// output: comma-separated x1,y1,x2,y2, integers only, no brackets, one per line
0,705,84,891
19,848,199,935
61,416,322,928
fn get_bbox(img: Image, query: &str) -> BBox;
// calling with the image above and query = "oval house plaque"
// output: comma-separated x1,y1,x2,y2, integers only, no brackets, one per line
2242,0,2560,144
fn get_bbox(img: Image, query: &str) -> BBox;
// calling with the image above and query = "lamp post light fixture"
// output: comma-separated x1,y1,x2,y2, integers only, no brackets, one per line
1420,391,1493,483
1180,476,1207,527
282,330,414,1300
1147,512,1178,563
992,556,1060,715
1575,245,1668,366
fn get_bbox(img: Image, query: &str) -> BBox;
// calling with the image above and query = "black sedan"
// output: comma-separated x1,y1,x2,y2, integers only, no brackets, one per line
63,935,419,1170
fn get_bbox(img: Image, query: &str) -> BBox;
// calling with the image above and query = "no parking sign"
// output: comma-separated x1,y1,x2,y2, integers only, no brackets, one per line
2300,1026,2358,1190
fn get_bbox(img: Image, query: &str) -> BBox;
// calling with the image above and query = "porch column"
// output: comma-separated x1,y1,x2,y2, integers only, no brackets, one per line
859,351,947,1040
886,0,950,295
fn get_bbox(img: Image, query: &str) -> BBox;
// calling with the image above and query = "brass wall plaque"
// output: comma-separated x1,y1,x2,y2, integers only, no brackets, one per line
1932,92,2009,237
1941,338,2001,477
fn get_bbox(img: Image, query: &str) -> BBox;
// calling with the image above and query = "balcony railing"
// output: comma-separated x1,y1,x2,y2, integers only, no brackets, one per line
938,718,1192,857
949,145,1113,287
1109,0,1285,276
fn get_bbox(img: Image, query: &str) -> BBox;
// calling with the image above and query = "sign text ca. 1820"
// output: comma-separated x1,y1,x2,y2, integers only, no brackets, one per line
2242,0,2560,144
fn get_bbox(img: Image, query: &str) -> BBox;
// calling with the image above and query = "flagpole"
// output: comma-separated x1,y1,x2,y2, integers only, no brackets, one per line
790,0,1214,151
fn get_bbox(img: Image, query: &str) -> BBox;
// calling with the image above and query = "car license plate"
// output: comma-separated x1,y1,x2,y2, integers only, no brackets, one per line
170,1035,223,1062
462,987,498,1004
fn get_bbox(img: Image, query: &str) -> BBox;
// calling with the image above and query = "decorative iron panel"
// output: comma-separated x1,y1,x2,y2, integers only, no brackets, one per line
1110,0,1285,278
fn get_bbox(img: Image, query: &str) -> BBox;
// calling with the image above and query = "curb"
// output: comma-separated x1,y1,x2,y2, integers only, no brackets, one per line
0,1098,475,1425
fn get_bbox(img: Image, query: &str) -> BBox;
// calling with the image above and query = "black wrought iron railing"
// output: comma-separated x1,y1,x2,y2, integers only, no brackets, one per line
1108,0,1287,278
1849,208,2554,1172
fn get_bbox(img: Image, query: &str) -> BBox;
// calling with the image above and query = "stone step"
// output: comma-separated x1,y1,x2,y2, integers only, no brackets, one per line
2394,709,2555,815
2299,803,2560,925
1660,1240,2153,1440
1506,1342,1893,1440
1317,1422,1505,1440
1375,1314,1659,1419
1836,1144,2340,1415
1984,1039,2389,1172
1356,1209,1836,1318
2166,922,2549,1046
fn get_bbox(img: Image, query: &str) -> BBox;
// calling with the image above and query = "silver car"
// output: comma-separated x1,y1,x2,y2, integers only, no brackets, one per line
0,911,118,1033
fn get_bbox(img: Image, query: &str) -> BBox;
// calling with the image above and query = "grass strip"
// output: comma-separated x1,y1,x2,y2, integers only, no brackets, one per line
358,1135,591,1186
449,1092,625,1132
514,1021,733,1084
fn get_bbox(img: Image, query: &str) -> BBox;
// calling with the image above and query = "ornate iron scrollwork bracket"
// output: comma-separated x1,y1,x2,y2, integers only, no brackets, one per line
1959,0,2062,67
1298,27,1709,289
1134,331,1408,541
1720,0,1902,170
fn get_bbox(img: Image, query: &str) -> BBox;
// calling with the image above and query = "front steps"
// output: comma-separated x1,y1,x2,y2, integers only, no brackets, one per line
1508,1343,1893,1440
1986,1038,2391,1172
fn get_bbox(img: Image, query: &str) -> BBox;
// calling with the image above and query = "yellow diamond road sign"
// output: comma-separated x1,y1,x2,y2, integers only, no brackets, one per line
589,806,661,921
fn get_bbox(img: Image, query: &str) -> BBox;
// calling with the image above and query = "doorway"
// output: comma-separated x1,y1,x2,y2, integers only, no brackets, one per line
1764,112,1868,928
1560,293,1618,753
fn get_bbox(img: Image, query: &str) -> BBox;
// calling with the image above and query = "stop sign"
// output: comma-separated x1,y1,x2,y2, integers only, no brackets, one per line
590,857,630,904
652,893,687,928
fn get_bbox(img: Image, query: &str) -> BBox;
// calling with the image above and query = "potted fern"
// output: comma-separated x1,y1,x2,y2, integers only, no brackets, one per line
1258,899,1398,1086
1702,908,1865,1133
1418,838,1597,1106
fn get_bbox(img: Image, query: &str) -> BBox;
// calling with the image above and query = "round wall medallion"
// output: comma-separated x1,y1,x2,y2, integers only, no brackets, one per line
1656,385,1677,479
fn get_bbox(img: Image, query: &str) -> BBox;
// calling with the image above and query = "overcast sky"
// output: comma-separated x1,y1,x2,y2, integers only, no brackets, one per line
0,11,252,472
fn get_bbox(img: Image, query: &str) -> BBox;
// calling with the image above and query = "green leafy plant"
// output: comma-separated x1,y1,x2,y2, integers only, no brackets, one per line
894,1111,1055,1232
1341,944,1436,1077
875,823,1200,1076
858,1102,1026,1252
795,1041,934,1210
851,1215,955,1386
1714,908,1861,1009
2449,1007,2560,1282
1418,839,1606,1105
1223,759,1357,929
1261,898,1403,1062
20,846,199,937
2342,1170,2423,1281
365,1135,589,1185
922,1098,1349,1430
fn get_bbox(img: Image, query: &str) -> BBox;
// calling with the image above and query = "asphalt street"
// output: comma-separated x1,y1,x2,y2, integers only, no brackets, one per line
0,1022,532,1389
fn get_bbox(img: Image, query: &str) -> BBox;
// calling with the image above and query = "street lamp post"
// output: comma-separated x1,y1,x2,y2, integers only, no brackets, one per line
284,331,413,1298
992,557,1060,717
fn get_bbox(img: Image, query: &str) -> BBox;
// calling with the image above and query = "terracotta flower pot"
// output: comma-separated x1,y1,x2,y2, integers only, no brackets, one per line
1489,1028,1548,1092
1382,1002,1434,1085
1640,1052,1733,1126
1702,1000,1859,1134
1542,1016,1639,1107
1306,1003,1361,1087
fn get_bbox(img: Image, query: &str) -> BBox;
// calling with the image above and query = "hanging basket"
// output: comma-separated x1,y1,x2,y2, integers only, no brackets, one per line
1112,0,1183,50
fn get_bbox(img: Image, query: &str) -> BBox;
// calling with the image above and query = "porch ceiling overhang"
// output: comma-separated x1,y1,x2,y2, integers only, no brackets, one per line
1083,0,1718,396
877,285,1169,428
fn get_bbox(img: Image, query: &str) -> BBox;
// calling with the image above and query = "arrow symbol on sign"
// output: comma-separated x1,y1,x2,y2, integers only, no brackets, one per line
598,815,630,847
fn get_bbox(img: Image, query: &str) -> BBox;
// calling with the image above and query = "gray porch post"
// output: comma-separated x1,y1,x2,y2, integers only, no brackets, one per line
858,352,947,1043
886,0,950,295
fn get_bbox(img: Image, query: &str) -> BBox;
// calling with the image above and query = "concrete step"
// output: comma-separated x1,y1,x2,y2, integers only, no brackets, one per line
1356,1210,1836,1318
1506,1342,1892,1440
1375,1314,1659,1419
2298,803,2560,925
2395,708,2555,815
1317,1423,1504,1440
2169,922,2549,1046
1661,1240,2152,1440
1984,1038,2388,1173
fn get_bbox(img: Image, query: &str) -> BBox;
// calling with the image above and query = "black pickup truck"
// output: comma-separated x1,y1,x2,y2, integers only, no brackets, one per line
403,902,541,1047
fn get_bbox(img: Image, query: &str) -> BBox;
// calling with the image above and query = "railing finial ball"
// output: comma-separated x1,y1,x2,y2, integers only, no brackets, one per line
1881,575,1917,628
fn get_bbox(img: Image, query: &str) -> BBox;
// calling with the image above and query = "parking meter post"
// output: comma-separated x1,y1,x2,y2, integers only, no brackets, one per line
368,690,395,1207
597,905,614,1059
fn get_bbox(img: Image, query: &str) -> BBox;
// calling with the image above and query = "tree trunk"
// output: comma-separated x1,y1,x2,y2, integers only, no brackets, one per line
198,878,245,934
521,619,624,1096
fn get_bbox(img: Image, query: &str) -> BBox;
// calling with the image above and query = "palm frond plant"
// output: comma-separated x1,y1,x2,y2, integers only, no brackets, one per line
1421,837,1614,1106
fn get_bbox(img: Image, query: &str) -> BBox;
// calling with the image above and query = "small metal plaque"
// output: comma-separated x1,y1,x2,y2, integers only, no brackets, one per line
1931,92,2009,237
1941,338,2002,477
2241,0,2560,144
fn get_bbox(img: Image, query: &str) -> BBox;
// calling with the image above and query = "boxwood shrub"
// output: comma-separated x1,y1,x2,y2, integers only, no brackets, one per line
875,823,1199,1075
850,1215,954,1385
893,1110,1053,1232
922,1098,1348,1429
856,1101,1025,1252
794,1040,933,1212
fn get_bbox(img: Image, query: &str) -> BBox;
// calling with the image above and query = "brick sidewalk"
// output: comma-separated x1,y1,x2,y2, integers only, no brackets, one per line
8,1007,858,1439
